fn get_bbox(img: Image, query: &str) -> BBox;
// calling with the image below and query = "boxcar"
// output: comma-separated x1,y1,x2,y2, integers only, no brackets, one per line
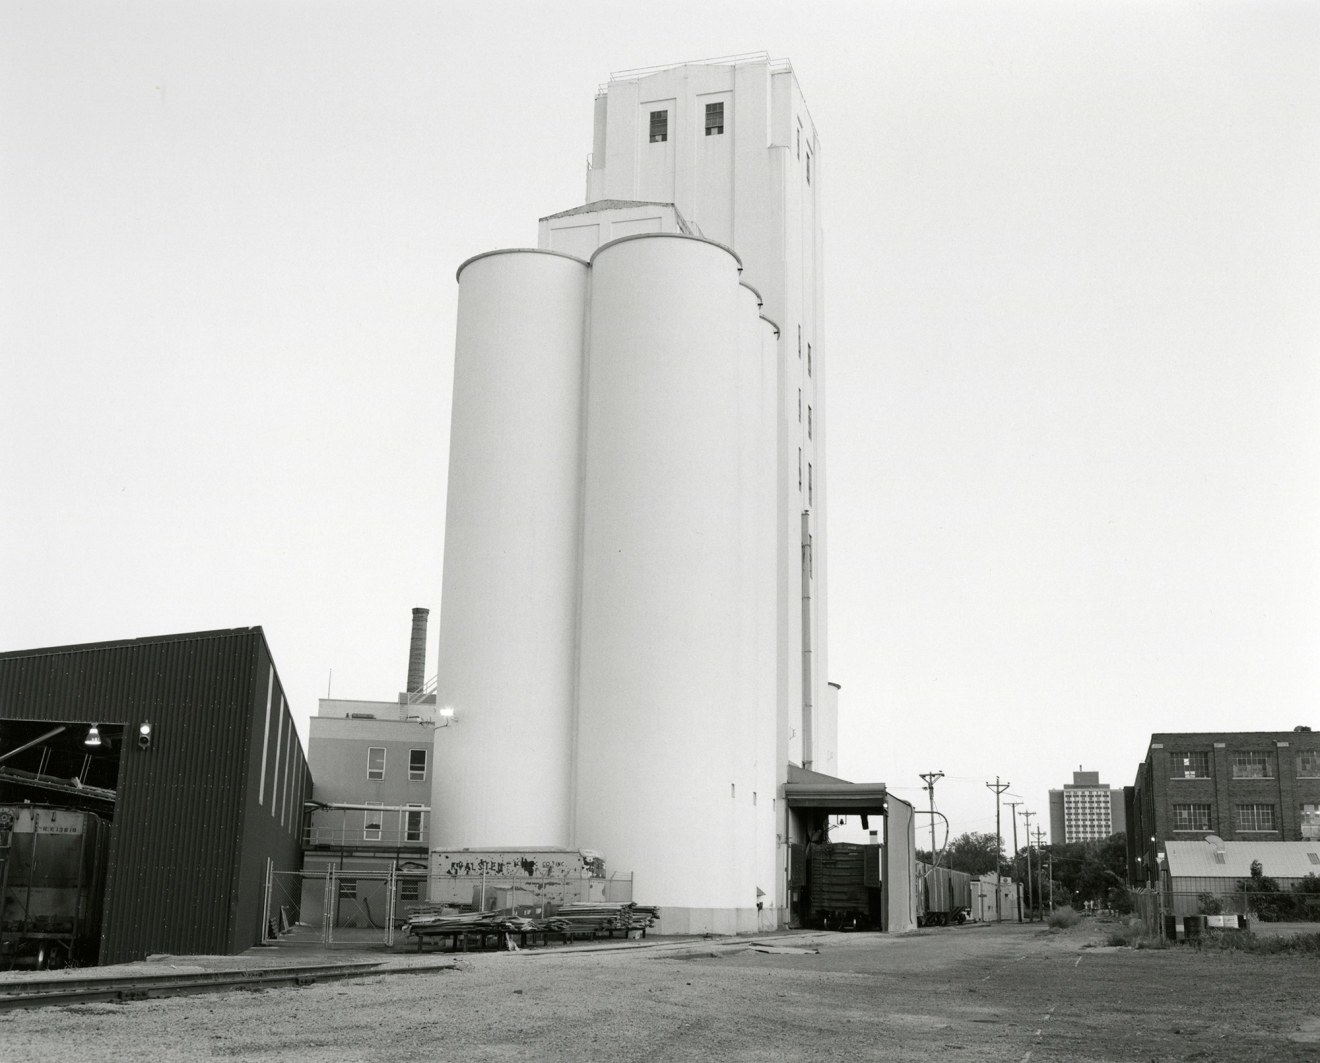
916,860,972,926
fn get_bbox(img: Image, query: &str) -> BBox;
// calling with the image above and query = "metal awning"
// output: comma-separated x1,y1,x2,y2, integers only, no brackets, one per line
784,765,888,815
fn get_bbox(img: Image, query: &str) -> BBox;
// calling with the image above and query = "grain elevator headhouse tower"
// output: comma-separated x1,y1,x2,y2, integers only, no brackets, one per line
435,55,837,933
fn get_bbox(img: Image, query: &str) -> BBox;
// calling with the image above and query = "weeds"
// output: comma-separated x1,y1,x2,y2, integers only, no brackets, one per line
1191,929,1320,955
1102,916,1167,949
1047,906,1081,929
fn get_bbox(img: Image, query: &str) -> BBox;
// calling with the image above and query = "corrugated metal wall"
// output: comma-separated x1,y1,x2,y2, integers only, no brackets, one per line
0,627,310,964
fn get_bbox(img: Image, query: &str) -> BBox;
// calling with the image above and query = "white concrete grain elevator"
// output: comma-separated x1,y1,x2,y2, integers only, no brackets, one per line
433,55,845,933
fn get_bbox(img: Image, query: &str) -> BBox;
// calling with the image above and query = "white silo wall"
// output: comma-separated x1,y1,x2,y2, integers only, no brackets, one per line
434,249,588,849
574,235,776,932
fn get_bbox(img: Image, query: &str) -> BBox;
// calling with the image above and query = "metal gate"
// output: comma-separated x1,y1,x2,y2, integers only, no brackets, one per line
262,864,402,948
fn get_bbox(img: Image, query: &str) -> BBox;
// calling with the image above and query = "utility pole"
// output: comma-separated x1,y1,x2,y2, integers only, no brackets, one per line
1005,800,1023,922
1021,808,1035,920
1034,827,1050,911
919,772,944,865
986,777,1010,922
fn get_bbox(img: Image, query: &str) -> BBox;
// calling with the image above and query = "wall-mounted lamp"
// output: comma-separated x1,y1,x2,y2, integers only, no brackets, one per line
84,724,103,747
137,721,153,751
439,705,455,719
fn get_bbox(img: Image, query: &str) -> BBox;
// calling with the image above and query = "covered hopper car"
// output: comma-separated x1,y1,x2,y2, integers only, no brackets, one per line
1,804,109,968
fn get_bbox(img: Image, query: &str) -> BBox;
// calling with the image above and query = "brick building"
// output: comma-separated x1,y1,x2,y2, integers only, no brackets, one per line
1124,729,1320,883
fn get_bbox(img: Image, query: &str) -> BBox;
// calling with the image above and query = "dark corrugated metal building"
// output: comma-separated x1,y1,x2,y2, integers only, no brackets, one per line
0,627,310,964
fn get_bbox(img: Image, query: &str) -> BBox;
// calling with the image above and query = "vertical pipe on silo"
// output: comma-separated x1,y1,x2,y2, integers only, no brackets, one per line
435,249,588,849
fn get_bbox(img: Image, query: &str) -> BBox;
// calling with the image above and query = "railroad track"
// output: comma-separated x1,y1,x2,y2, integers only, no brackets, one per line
0,959,455,1011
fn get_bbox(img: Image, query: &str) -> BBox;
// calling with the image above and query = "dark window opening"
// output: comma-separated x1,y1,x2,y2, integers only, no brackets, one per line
649,110,668,143
705,101,724,135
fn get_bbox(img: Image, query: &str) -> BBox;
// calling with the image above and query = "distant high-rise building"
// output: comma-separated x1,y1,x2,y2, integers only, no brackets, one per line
1049,768,1126,844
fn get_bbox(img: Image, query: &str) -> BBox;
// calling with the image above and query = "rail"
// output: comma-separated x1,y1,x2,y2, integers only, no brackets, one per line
0,960,455,1011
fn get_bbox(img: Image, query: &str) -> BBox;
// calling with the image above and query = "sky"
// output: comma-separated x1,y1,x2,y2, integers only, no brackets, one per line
4,1,1319,850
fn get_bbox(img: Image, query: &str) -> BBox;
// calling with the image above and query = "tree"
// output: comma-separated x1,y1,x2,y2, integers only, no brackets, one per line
936,831,1005,877
1037,833,1128,908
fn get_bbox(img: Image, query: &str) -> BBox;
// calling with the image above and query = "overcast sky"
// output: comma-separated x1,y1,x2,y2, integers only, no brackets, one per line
4,1,1318,848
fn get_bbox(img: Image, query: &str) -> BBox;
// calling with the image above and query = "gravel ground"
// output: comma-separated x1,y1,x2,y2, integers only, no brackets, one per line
2,921,1317,1062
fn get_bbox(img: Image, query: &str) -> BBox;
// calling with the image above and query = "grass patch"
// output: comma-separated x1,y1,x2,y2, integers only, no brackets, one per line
1047,906,1081,929
1191,929,1320,954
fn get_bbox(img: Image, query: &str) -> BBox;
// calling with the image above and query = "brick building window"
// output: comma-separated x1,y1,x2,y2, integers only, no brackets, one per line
1302,804,1320,841
1171,751,1210,779
1297,750,1320,778
405,805,425,843
400,879,421,902
1232,752,1273,779
1234,804,1276,832
338,878,357,899
1173,804,1212,832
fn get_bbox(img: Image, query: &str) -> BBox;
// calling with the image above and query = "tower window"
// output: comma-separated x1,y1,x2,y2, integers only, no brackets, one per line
806,151,812,184
705,102,724,135
808,463,813,506
798,448,802,492
807,343,813,377
808,405,813,439
797,389,801,422
649,110,668,143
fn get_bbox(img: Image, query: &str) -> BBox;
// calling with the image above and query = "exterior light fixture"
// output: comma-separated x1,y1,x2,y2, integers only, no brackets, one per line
137,721,153,751
439,705,455,718
84,724,103,747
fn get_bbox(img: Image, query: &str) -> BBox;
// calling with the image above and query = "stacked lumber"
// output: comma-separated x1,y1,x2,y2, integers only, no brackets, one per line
543,902,659,936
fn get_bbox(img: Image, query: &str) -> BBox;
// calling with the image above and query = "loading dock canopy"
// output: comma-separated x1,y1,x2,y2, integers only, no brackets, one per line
784,765,888,816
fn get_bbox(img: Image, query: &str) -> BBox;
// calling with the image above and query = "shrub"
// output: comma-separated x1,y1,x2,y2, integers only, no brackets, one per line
1192,929,1320,955
1047,905,1081,929
1103,917,1166,949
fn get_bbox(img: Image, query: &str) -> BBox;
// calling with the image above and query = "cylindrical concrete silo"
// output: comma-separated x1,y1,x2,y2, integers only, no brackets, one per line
434,249,588,849
573,234,775,932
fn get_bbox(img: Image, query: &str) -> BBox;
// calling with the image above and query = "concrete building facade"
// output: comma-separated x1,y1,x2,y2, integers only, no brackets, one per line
1048,769,1127,844
1125,729,1320,883
432,55,855,934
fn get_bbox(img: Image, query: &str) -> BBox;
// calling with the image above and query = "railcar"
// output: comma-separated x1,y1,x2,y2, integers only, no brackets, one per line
0,805,109,968
915,860,972,926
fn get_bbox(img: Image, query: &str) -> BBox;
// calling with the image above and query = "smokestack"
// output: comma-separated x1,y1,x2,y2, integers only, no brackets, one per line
407,607,429,694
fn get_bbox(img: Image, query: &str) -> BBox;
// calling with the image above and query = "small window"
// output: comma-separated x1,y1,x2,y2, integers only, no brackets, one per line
798,448,802,492
364,802,383,842
405,805,425,844
805,151,811,184
1171,751,1209,779
808,406,813,440
400,879,421,902
796,120,801,159
1232,752,1272,779
367,747,385,781
1298,751,1320,778
649,110,668,143
797,389,802,422
807,343,812,377
409,748,427,783
1234,803,1276,832
338,877,357,899
1302,803,1320,841
1308,852,1320,865
705,101,724,135
808,463,813,506
1172,803,1211,832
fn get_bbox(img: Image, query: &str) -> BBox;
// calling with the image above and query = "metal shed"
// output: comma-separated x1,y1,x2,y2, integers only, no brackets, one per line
0,627,309,964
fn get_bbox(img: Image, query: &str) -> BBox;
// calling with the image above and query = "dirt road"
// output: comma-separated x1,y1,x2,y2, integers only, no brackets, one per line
2,921,1316,1061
